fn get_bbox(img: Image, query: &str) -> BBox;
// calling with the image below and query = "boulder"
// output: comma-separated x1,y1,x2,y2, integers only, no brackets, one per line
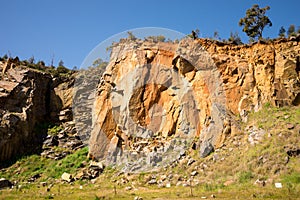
199,141,214,158
61,172,73,182
0,178,12,189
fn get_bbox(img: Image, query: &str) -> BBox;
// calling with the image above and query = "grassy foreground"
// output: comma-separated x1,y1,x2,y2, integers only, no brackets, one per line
0,104,300,199
1,180,299,200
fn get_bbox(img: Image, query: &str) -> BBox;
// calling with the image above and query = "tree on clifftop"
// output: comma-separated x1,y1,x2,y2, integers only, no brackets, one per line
287,24,296,37
278,26,286,38
58,59,64,67
127,31,137,40
239,4,272,41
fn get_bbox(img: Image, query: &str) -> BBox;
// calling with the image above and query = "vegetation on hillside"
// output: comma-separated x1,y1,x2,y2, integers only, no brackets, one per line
0,147,89,182
0,55,75,78
0,104,299,199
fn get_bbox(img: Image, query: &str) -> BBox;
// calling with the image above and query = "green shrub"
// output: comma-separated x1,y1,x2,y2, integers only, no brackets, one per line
263,102,271,109
47,125,63,136
238,171,253,183
56,65,70,74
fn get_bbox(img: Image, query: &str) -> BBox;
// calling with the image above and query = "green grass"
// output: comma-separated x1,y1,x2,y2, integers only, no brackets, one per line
0,147,89,182
1,104,299,199
248,103,300,130
44,146,89,179
238,171,253,183
282,172,300,184
47,125,63,136
0,179,299,200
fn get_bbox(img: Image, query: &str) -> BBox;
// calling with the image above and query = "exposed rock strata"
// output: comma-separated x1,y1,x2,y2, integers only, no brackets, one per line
0,59,74,163
88,37,300,170
1,37,299,168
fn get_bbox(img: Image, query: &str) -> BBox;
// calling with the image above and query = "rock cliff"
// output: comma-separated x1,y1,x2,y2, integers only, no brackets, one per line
1,37,299,169
0,59,74,164
88,37,300,171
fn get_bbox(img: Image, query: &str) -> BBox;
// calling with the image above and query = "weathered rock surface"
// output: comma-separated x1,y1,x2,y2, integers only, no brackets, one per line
41,121,83,160
89,37,300,167
73,66,105,144
199,141,214,158
1,36,300,170
0,59,74,164
0,61,51,163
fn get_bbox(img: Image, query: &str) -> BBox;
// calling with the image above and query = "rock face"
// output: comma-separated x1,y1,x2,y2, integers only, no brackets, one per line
0,62,51,163
89,37,300,168
88,39,224,171
1,37,299,169
0,59,74,164
200,38,300,117
73,66,105,144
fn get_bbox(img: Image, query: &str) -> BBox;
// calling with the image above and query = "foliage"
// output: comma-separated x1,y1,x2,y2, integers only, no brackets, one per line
47,125,63,136
2,54,8,60
287,24,297,37
16,56,74,78
213,31,220,40
56,65,70,74
105,42,117,52
56,60,71,75
127,31,136,40
145,35,166,42
228,31,243,44
174,39,180,43
58,59,64,67
188,29,200,39
92,58,108,69
278,26,286,38
239,4,272,40
37,60,45,66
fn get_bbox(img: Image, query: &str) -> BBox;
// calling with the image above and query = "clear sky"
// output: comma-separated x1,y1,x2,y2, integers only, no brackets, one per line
0,0,299,68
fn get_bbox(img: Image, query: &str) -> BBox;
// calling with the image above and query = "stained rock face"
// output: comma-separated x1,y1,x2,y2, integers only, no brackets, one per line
89,37,300,168
88,39,227,170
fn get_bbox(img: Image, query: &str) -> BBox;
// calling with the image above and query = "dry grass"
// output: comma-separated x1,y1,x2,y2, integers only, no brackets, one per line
0,105,299,199
0,177,299,200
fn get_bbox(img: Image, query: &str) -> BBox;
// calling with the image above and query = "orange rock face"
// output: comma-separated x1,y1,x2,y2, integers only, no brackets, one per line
89,37,300,167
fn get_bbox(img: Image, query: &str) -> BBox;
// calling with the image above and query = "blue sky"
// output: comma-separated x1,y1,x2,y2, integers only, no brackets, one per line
0,0,299,68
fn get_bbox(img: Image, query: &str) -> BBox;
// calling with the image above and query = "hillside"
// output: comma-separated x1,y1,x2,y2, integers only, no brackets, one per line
0,37,299,199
